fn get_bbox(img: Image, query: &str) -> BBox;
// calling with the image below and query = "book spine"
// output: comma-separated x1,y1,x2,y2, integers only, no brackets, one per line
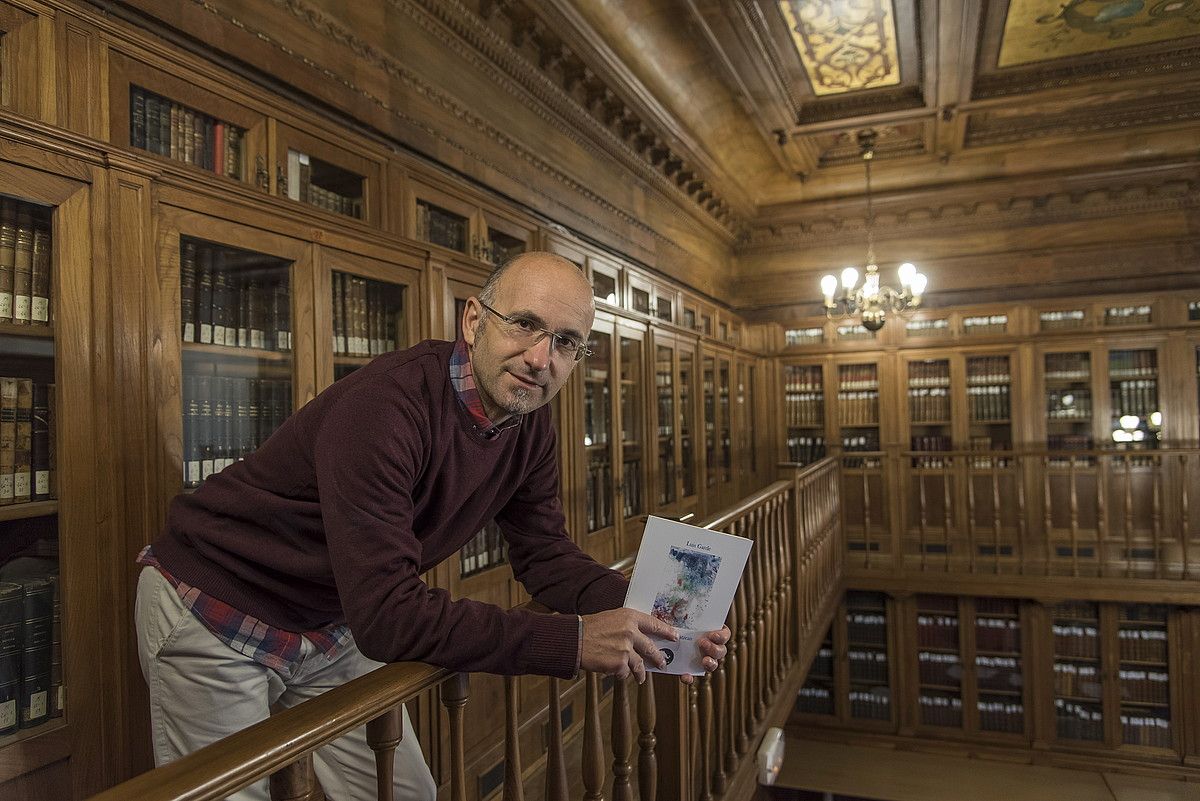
332,273,344,355
197,375,213,481
0,582,21,735
180,241,196,342
146,94,161,156
18,577,53,729
169,103,181,161
130,86,147,150
197,246,213,344
0,199,14,323
274,283,291,352
31,227,50,325
183,374,200,488
49,576,61,718
158,96,171,159
14,379,31,503
12,209,32,325
211,250,227,347
248,280,264,350
0,378,15,505
237,274,249,348
31,383,49,501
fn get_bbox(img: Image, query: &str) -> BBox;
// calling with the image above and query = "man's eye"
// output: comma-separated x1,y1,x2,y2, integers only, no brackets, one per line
556,336,581,352
513,318,537,333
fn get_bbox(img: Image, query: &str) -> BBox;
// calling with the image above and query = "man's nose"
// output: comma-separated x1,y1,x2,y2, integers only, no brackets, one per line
523,333,553,370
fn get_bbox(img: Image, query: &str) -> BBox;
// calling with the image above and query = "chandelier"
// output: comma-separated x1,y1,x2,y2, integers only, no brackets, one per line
820,129,927,331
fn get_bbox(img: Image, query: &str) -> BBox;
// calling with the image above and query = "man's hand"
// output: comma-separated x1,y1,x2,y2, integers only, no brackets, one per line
679,625,732,686
580,608,677,684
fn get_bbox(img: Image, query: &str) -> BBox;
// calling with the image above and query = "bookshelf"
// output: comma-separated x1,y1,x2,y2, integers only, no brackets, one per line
1052,600,1104,743
589,257,621,307
650,331,700,518
974,598,1024,735
654,343,676,509
627,272,652,318
844,591,891,724
274,124,381,224
653,284,678,326
178,238,294,489
717,354,733,502
703,353,717,491
1044,350,1094,461
906,358,951,469
836,362,880,469
965,355,1012,464
1117,604,1171,750
678,345,698,509
903,315,951,341
795,626,835,716
783,362,825,465
583,325,614,555
1108,347,1161,451
915,594,963,729
618,329,647,555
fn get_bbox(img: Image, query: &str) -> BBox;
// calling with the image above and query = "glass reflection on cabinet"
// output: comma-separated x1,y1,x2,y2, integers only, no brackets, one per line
656,345,675,506
620,335,643,519
719,359,731,484
704,355,716,488
679,349,695,499
584,331,613,533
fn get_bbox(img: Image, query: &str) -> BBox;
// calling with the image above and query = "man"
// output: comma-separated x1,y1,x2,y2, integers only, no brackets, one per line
136,252,730,801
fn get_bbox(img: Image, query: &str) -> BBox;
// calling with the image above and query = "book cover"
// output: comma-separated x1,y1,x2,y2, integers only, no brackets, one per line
14,378,32,503
18,575,53,728
31,383,49,500
623,515,752,675
49,575,62,718
31,228,50,325
0,581,21,735
180,241,197,342
12,209,32,325
0,377,16,505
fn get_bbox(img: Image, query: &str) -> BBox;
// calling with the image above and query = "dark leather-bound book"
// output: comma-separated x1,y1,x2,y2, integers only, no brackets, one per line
31,228,50,326
14,378,32,503
12,208,32,326
180,241,197,342
0,377,16,506
0,581,21,735
17,576,53,728
130,86,146,149
32,383,50,501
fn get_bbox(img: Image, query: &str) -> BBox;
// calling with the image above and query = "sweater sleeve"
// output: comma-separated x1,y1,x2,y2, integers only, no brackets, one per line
497,418,629,615
314,377,582,679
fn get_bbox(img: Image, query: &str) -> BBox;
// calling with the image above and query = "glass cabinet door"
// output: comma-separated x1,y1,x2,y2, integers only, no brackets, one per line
678,347,697,505
583,329,614,542
655,342,676,508
618,329,645,552
324,256,415,383
179,237,295,488
703,354,716,490
718,357,732,492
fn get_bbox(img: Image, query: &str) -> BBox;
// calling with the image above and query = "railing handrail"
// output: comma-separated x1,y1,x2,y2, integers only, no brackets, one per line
827,447,1200,457
89,662,450,801
705,457,836,530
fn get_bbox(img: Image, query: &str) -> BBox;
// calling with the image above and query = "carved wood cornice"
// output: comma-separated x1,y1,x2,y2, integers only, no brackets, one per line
179,0,724,269
973,44,1200,100
964,98,1200,148
741,166,1200,254
402,0,745,235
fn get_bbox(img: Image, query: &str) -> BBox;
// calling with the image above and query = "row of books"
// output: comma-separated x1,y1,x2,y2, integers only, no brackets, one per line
181,375,293,487
1104,305,1152,325
584,460,614,533
917,652,960,686
1109,350,1156,378
129,86,245,178
967,385,1010,421
783,367,822,392
0,200,51,326
1053,623,1099,658
1121,713,1171,748
919,693,962,727
848,689,890,720
1047,389,1091,419
786,435,825,465
284,150,364,219
1118,627,1167,662
842,433,881,468
1041,309,1087,330
783,393,824,426
795,683,833,715
836,392,878,426
978,699,1024,733
810,646,834,677
976,656,1022,691
962,315,1008,334
0,568,61,735
1045,353,1090,380
1056,699,1104,741
908,361,950,387
621,459,642,520
910,435,951,453
415,202,468,254
966,357,1010,385
1118,669,1169,704
837,365,877,390
975,618,1020,652
784,328,823,347
905,318,950,336
0,379,56,505
836,324,875,342
180,242,292,351
458,522,507,578
916,615,958,648
1110,380,1158,417
656,453,675,505
844,612,886,644
331,273,401,358
1054,661,1101,698
1047,434,1093,452
908,387,950,422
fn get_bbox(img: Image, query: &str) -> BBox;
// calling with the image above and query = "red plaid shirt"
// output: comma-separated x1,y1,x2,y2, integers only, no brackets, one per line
140,338,516,669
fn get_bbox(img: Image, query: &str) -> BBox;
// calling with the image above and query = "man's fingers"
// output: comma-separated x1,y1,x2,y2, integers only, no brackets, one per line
634,613,678,641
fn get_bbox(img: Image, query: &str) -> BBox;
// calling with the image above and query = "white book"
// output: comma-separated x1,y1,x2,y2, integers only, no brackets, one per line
624,515,752,675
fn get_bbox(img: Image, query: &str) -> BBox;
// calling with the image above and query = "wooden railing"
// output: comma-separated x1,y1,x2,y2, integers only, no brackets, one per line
91,458,843,801
824,447,1200,592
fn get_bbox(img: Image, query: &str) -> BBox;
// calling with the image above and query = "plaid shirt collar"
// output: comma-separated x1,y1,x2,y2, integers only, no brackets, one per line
449,337,521,440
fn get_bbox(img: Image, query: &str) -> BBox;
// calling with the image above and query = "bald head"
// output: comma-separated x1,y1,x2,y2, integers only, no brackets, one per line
478,252,594,313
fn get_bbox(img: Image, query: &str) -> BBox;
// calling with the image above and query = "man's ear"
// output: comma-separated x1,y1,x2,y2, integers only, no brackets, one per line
462,297,482,346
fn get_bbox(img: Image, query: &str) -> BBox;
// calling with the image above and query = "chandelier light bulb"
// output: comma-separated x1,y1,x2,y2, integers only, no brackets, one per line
841,266,859,290
911,273,928,296
1119,414,1140,431
898,262,916,286
863,270,880,298
820,274,838,299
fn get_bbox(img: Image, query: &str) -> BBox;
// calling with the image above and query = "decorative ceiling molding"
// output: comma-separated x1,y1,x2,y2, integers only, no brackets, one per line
973,43,1200,99
741,168,1200,254
964,92,1200,147
407,0,746,235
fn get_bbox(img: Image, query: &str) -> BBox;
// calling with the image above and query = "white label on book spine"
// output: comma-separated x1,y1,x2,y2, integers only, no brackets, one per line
35,470,48,495
200,324,213,344
336,335,345,354
184,322,195,342
14,296,29,321
213,326,226,346
0,292,10,318
13,471,29,498
31,297,48,322
277,331,289,351
57,685,64,713
0,475,12,501
30,690,47,719
238,328,248,348
187,461,201,484
251,330,265,350
201,460,214,480
0,699,14,729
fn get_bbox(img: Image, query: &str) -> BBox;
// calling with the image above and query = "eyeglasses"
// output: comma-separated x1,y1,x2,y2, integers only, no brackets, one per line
479,301,594,362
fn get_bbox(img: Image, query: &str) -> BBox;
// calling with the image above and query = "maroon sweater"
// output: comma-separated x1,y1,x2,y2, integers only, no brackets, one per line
152,340,627,679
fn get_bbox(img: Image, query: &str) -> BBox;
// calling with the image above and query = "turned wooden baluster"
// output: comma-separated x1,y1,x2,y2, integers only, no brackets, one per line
582,673,604,801
366,706,402,801
967,464,978,573
711,657,726,796
504,677,525,801
688,682,701,791
991,464,1003,574
440,673,470,801
919,473,929,571
724,586,741,774
269,758,317,801
637,674,657,801
754,513,769,720
1152,455,1163,579
1181,454,1192,580
734,570,751,756
1123,455,1134,579
1016,455,1028,575
611,676,633,801
1069,456,1081,578
545,678,568,801
698,674,713,801
942,457,953,571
